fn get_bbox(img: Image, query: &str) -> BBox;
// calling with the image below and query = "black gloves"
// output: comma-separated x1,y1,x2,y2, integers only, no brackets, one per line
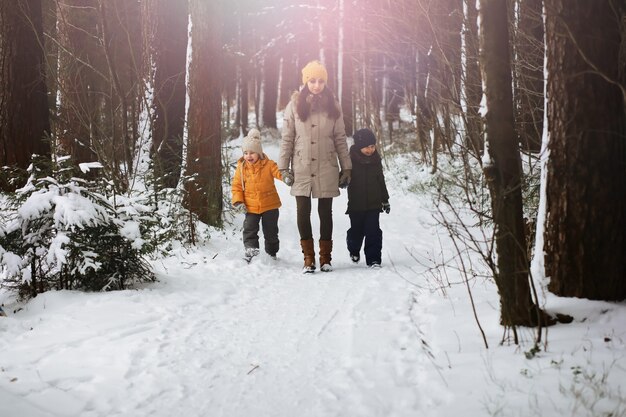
338,169,352,189
381,201,390,214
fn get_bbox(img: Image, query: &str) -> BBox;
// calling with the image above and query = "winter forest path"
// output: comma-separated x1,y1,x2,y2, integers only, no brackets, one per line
0,142,453,417
4,141,626,417
118,176,447,417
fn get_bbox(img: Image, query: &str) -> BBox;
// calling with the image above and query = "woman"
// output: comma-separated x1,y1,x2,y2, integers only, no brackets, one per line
278,60,352,273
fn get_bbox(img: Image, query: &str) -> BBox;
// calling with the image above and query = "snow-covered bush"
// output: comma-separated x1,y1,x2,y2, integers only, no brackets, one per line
138,160,212,251
0,157,155,298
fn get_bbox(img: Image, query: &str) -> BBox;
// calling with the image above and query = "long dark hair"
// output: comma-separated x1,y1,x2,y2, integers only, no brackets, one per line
296,86,341,122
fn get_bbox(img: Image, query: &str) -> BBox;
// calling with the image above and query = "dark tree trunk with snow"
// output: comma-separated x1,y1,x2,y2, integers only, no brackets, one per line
236,62,249,135
241,67,249,134
480,0,544,327
341,53,354,137
339,0,353,137
279,57,296,110
42,0,58,116
415,46,431,162
149,0,187,189
0,0,51,191
412,3,433,162
515,0,544,152
464,0,483,158
186,0,223,227
544,1,626,301
433,0,462,108
261,54,279,129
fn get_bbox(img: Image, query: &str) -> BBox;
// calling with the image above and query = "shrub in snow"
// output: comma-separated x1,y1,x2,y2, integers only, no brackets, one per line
0,157,155,298
138,160,213,251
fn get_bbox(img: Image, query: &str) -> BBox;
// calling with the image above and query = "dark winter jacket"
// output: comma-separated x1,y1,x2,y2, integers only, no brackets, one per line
346,146,389,213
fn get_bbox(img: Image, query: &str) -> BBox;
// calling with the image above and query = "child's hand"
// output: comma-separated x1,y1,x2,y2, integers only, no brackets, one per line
281,170,294,186
233,202,247,214
381,201,390,214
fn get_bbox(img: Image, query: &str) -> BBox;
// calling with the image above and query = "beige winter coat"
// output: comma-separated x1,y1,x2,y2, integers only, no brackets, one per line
278,92,351,198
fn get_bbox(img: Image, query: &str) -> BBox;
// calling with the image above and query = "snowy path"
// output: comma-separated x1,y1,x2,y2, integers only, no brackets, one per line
0,155,449,417
140,257,427,417
3,141,626,417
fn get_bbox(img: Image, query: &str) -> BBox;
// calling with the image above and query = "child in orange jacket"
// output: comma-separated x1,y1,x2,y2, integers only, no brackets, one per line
232,129,287,261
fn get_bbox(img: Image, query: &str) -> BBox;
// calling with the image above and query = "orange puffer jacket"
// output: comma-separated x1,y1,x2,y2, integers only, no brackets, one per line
231,155,283,214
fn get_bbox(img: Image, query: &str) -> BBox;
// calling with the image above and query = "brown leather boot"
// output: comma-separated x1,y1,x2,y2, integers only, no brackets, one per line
319,239,333,272
300,239,316,273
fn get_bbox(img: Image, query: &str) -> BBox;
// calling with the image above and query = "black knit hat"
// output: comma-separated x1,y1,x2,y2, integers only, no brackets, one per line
353,128,377,149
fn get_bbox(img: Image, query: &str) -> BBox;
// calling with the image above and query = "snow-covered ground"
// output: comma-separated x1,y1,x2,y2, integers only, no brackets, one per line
1,138,625,417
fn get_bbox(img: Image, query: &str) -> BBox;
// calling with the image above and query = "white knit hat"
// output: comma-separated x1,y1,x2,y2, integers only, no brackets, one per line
242,128,264,158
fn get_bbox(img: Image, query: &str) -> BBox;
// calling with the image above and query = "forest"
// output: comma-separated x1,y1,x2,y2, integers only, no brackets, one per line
0,0,625,335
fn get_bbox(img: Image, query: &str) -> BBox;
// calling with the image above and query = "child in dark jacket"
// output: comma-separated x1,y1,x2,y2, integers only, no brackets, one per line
345,128,390,268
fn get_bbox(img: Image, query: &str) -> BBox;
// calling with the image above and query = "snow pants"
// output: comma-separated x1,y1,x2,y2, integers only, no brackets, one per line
346,210,382,266
243,208,279,256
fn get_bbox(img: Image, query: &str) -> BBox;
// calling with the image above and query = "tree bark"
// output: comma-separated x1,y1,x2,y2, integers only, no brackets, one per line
515,0,544,152
464,0,483,159
338,0,353,137
0,0,51,190
415,47,432,162
544,0,626,300
261,53,279,129
340,52,354,138
186,0,223,227
148,0,187,188
240,64,249,134
480,0,542,327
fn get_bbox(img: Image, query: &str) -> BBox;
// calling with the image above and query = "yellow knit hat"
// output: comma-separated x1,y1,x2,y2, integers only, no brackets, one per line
301,60,328,85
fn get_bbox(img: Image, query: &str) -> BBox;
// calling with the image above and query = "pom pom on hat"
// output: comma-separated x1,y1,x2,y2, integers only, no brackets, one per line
242,128,264,158
301,60,328,85
353,128,377,149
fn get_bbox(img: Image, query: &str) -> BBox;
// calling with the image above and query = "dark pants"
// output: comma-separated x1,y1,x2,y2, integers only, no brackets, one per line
296,196,333,241
243,208,279,255
347,210,382,265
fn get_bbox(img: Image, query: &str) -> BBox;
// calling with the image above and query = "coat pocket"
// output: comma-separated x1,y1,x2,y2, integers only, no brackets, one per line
328,151,338,167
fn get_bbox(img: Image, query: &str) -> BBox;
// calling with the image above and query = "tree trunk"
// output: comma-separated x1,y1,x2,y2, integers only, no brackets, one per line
340,52,354,137
42,0,58,117
240,66,249,134
261,54,279,129
0,0,51,191
278,56,293,110
148,0,187,188
544,0,626,300
515,0,544,152
464,0,483,159
480,0,543,327
186,0,223,227
416,47,431,162
338,0,353,137
439,0,463,108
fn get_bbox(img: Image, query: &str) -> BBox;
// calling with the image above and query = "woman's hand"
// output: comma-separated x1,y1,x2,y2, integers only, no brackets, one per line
281,170,294,186
338,169,351,188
